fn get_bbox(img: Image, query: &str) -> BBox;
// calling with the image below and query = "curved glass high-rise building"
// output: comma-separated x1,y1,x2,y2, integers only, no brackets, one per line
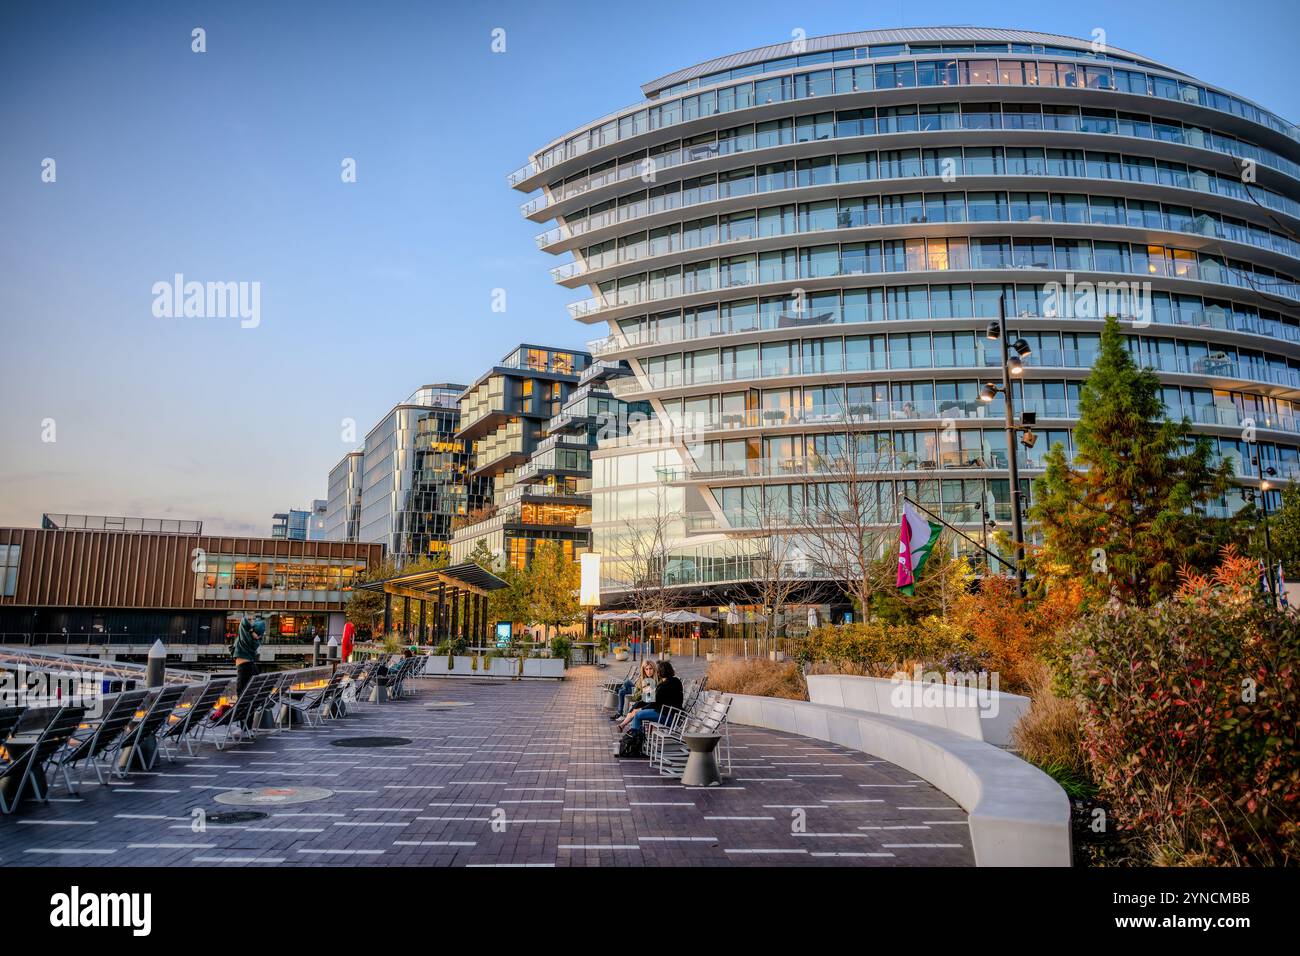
512,27,1300,607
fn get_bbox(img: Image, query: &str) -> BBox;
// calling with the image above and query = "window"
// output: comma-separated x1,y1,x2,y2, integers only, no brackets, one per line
0,544,19,597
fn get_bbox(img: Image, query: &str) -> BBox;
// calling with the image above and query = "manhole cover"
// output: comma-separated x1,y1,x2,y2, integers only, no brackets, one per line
473,681,505,686
426,702,474,709
206,811,269,824
330,736,413,748
215,786,335,806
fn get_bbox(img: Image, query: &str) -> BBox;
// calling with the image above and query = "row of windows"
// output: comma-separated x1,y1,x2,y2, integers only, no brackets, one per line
638,329,1300,392
556,147,1299,247
531,54,1297,180
680,423,1292,478
578,191,1300,275
654,40,1169,97
194,557,366,594
582,239,1300,317
535,85,1300,201
656,378,1299,435
609,284,1300,351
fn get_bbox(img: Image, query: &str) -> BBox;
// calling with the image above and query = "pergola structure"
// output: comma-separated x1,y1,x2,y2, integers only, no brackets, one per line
356,563,508,647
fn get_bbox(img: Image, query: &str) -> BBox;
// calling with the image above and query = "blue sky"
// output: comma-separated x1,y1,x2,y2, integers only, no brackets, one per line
2,0,1297,534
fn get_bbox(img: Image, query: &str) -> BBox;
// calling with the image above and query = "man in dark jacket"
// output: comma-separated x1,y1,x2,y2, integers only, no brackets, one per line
625,660,682,733
232,616,264,695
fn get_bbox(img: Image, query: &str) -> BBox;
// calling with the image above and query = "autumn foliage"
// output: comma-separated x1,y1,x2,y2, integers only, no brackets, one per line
951,575,1083,693
1059,549,1300,865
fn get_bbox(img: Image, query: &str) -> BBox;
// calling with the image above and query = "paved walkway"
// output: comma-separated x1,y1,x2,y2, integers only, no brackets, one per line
0,665,973,866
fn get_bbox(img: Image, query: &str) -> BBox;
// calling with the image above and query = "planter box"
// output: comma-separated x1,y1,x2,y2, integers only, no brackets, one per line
422,655,566,679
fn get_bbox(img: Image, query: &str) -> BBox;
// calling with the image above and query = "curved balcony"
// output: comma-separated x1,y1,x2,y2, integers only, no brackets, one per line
530,117,1300,232
611,348,1300,401
590,302,1300,358
514,50,1300,197
517,74,1300,214
552,207,1300,287
567,253,1300,322
646,397,1300,440
539,155,1300,256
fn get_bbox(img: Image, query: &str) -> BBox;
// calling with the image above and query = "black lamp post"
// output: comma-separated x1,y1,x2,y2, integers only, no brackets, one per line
977,295,1035,595
1252,459,1279,609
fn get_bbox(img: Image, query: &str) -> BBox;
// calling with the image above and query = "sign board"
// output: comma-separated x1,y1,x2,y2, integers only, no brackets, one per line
494,621,512,648
579,552,601,607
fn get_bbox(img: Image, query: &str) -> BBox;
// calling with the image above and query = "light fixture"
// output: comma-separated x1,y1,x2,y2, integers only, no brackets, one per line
985,321,1001,341
1012,338,1032,357
1020,429,1037,449
979,383,999,403
1007,355,1024,375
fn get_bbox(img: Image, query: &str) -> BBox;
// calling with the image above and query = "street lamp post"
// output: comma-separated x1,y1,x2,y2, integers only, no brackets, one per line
1254,460,1279,610
978,295,1033,595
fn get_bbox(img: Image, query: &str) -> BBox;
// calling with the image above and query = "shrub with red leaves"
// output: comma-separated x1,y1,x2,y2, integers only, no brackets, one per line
1060,586,1299,866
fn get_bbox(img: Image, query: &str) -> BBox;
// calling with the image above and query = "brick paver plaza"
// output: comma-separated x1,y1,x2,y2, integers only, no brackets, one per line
0,665,973,866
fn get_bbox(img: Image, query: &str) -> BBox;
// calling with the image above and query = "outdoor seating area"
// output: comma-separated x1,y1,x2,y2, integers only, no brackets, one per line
0,656,418,813
0,662,974,866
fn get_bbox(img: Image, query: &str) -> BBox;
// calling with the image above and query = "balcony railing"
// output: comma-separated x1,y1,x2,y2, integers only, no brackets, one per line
613,348,1300,397
589,304,1300,356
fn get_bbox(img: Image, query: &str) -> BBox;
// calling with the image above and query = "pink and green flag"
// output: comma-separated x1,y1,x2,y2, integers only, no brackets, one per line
897,502,942,596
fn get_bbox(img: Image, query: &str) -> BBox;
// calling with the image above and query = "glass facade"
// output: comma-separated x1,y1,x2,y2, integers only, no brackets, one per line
515,27,1300,598
325,452,364,542
356,384,486,566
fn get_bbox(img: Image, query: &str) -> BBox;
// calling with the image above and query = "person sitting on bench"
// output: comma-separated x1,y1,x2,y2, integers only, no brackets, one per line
619,660,682,733
612,659,657,720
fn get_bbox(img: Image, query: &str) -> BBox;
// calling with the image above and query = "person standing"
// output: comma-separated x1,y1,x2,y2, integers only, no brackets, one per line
232,615,264,696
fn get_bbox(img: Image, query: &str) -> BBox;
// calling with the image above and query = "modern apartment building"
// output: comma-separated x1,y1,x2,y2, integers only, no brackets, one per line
323,385,486,566
511,26,1300,604
449,345,593,568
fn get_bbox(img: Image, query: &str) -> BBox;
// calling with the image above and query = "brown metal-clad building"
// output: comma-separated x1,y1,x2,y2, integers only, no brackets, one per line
0,522,383,658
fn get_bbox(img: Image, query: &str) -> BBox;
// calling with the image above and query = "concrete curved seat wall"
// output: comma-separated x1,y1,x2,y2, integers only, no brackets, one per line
724,692,1071,866
806,674,1031,747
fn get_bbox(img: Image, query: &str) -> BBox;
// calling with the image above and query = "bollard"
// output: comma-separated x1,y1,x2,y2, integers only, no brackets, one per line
120,640,166,771
313,635,322,666
327,636,339,676
145,639,166,687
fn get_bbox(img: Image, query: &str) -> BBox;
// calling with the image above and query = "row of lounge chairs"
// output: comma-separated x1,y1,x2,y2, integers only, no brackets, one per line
0,658,394,815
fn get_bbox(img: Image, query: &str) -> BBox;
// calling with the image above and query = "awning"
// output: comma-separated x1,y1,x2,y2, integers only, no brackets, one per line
356,562,509,600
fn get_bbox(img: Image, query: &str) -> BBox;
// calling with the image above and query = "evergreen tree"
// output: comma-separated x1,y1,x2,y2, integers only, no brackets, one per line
1029,315,1231,604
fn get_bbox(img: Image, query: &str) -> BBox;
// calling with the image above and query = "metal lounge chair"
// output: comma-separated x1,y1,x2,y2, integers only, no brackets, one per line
158,680,228,758
0,707,25,763
211,671,277,749
115,684,189,776
279,672,345,727
0,705,87,813
50,689,150,789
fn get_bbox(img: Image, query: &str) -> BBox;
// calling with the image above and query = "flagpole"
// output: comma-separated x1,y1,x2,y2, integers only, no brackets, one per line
899,495,1019,574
